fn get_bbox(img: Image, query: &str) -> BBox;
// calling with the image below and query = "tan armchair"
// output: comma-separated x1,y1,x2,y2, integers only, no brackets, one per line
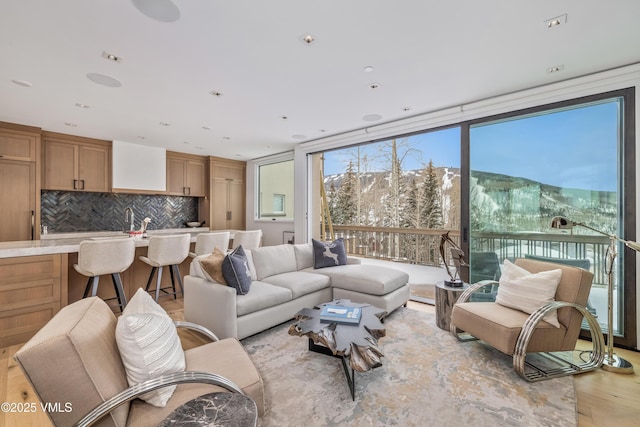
14,297,264,426
450,258,605,382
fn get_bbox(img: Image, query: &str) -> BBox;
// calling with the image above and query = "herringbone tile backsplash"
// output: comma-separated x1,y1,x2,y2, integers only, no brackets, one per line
41,191,199,233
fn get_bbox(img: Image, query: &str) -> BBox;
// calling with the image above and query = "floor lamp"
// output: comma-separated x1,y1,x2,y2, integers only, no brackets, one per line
551,216,636,374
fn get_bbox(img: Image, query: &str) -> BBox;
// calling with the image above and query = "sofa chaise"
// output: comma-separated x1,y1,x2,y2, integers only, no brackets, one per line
184,242,410,340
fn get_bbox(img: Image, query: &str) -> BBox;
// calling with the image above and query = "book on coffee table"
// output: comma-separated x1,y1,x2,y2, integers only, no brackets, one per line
319,305,362,325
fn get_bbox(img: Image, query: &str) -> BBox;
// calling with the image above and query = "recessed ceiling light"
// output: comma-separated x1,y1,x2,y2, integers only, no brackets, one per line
64,122,78,127
87,73,122,88
266,145,272,149
195,146,203,150
368,82,380,89
544,14,567,29
209,90,223,97
298,33,317,45
131,0,180,22
11,79,32,87
281,116,288,120
222,136,231,140
75,103,90,109
319,129,326,133
159,122,170,126
202,126,211,130
292,134,307,140
363,114,382,122
101,51,122,63
364,66,374,73
183,141,189,144
137,136,146,140
403,106,412,112
547,64,565,73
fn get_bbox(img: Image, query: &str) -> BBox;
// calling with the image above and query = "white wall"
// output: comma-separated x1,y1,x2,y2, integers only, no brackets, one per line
290,63,640,348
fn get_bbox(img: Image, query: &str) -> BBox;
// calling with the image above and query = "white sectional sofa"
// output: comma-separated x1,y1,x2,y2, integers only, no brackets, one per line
184,242,410,340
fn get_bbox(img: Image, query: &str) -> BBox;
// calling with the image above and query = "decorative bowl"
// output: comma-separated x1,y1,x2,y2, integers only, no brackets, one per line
186,222,201,228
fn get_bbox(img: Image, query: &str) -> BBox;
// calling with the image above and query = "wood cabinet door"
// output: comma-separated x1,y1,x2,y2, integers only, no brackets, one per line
167,157,186,195
78,144,110,192
211,179,230,229
0,130,37,161
228,180,245,229
43,140,76,190
0,159,36,241
186,159,206,197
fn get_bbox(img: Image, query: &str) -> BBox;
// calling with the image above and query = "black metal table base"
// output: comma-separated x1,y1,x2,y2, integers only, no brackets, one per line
308,338,356,400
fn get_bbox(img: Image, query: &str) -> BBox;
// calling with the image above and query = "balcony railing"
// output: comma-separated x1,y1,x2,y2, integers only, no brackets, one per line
326,225,611,286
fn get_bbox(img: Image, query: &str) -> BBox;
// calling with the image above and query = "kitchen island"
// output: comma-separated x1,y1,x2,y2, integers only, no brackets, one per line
0,228,234,347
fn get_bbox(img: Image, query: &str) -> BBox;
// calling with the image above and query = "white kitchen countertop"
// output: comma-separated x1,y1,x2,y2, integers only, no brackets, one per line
0,227,232,259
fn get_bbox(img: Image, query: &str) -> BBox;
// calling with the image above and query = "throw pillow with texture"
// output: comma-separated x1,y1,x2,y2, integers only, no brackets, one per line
115,288,185,407
199,247,227,284
222,245,252,294
495,259,563,327
312,238,347,269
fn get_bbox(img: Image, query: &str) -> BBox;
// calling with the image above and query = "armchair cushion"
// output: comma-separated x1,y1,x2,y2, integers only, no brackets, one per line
116,288,186,407
496,260,562,327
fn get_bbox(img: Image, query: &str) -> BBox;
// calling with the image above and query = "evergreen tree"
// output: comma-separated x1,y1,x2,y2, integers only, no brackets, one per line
419,160,443,229
334,161,358,225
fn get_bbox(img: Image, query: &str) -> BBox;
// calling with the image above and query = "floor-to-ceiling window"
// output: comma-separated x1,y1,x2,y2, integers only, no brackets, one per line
464,88,636,347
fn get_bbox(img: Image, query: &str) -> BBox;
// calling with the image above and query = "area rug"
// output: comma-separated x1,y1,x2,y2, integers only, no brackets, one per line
242,307,577,427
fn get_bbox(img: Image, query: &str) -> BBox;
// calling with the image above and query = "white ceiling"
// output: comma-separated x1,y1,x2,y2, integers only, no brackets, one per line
1,1,639,161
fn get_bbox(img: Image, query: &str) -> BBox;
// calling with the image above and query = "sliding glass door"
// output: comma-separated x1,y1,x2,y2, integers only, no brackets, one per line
465,89,635,347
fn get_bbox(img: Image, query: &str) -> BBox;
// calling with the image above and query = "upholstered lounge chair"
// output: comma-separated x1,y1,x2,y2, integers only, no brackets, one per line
14,297,264,426
450,258,605,382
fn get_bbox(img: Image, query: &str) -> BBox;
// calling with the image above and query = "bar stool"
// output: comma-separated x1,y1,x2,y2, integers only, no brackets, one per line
188,231,231,258
231,230,262,250
140,234,191,302
73,238,136,312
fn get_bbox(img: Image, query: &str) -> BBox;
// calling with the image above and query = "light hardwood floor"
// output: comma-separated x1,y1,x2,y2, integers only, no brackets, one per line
0,298,638,426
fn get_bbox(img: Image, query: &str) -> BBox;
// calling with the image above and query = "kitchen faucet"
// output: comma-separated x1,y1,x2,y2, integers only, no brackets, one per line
124,207,135,232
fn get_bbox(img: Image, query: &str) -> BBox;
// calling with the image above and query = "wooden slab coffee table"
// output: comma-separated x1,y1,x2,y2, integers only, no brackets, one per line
288,299,386,399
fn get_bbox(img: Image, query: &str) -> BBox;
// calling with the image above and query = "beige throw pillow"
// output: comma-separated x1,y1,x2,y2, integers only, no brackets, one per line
115,288,185,407
495,259,563,328
199,247,227,284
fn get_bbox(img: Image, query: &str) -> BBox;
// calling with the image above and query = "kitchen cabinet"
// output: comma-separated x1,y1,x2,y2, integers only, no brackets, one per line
0,124,38,162
0,124,41,242
0,254,67,347
0,160,37,241
209,157,246,230
166,151,207,197
42,132,111,192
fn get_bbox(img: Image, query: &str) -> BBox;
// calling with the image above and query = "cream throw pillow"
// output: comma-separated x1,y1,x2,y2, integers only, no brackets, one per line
495,260,563,328
115,288,185,407
199,247,227,284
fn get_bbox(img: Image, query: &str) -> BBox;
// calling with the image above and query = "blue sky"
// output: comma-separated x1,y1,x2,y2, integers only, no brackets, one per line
323,100,619,191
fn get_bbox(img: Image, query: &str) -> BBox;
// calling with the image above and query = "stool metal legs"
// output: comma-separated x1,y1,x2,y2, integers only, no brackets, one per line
144,265,184,302
82,274,127,312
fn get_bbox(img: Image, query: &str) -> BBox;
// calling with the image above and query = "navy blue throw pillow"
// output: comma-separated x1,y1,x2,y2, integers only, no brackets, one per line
312,238,347,269
222,245,252,295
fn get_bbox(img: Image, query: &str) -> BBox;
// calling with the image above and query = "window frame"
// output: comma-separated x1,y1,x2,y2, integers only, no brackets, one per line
254,152,295,222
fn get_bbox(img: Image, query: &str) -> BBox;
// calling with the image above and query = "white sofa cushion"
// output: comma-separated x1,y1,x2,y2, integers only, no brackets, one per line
251,244,298,280
312,264,409,296
293,243,314,270
262,271,331,298
236,281,293,316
